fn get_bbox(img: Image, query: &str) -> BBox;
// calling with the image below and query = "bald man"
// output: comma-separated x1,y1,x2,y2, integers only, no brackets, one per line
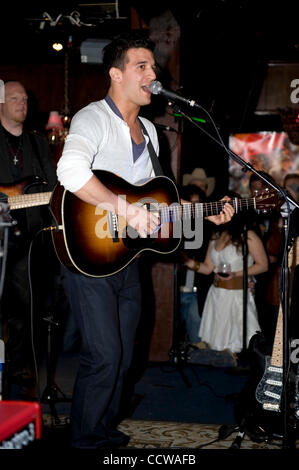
0,81,57,399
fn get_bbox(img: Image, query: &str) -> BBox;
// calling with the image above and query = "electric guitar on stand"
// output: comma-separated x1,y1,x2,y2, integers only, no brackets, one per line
255,304,284,412
255,237,299,414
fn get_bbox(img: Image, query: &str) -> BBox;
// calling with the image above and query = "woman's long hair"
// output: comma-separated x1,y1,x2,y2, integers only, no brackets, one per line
212,191,256,251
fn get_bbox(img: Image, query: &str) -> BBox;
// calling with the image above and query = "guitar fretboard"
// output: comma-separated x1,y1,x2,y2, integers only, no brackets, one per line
271,306,283,367
159,197,256,223
270,237,299,367
8,192,52,210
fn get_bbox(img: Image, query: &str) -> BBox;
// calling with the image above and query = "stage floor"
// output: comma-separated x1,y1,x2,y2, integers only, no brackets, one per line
41,414,293,450
36,351,299,452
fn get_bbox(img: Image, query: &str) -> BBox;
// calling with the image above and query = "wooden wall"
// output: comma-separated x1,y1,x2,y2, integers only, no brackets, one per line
0,61,108,119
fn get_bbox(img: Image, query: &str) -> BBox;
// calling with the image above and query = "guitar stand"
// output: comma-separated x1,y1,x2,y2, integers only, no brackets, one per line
218,417,283,450
41,314,71,426
278,204,296,449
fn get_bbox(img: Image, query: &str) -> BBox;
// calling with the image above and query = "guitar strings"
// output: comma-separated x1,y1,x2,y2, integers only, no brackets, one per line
158,198,258,222
7,192,52,210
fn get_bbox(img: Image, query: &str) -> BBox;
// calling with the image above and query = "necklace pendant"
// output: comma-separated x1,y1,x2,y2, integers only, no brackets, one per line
13,155,19,165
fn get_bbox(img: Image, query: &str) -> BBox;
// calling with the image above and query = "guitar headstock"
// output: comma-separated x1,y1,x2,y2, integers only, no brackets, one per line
254,189,283,212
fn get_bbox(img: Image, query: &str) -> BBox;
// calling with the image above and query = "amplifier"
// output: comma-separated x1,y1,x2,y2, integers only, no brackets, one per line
0,401,41,449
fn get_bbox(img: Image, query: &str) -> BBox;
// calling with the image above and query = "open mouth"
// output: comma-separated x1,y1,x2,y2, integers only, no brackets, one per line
141,85,151,94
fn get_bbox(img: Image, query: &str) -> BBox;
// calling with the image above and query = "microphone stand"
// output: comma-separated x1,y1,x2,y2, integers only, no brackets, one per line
240,222,249,365
166,99,299,449
168,262,191,388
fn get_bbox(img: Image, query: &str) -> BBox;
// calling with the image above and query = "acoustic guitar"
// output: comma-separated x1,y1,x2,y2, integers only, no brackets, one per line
0,170,282,278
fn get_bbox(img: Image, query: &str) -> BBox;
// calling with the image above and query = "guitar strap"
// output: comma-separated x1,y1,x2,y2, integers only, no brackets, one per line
139,119,164,177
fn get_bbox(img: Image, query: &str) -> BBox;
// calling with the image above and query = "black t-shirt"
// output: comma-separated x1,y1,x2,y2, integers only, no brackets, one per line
2,127,24,180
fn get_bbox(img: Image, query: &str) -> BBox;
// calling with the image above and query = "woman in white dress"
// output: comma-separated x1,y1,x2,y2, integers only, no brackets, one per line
184,212,268,353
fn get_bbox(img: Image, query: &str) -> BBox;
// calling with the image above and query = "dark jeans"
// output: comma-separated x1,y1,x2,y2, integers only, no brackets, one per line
180,292,201,343
62,260,141,449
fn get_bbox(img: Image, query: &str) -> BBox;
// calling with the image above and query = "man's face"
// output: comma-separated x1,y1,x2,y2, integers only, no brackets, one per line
0,82,28,125
117,48,157,106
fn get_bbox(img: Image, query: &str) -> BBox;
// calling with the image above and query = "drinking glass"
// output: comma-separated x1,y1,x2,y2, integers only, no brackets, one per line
216,262,231,278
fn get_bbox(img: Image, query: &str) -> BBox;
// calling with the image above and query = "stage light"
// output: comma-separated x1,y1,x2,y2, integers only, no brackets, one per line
52,42,63,51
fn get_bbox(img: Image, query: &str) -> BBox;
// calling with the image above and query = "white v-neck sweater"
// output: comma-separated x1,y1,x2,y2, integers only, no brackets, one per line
57,99,159,192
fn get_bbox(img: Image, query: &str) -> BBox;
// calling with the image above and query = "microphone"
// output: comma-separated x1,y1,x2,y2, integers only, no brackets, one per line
149,81,201,109
154,123,177,133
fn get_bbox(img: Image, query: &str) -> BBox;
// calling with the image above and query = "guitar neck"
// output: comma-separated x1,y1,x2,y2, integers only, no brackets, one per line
8,192,52,210
270,236,299,368
161,197,256,222
270,305,283,367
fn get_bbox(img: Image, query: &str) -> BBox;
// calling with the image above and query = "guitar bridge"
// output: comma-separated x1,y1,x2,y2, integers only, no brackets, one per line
108,212,119,242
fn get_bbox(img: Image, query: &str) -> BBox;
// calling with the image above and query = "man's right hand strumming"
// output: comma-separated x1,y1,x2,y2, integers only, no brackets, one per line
126,203,160,238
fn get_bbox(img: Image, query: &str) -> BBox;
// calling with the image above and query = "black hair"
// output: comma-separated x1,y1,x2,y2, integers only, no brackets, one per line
213,190,256,250
283,172,299,185
249,171,275,189
102,31,155,79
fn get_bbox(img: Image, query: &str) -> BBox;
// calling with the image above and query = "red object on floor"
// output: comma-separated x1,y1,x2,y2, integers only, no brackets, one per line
0,401,41,445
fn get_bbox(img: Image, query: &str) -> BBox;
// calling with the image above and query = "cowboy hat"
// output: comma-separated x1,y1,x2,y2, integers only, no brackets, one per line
182,168,216,197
